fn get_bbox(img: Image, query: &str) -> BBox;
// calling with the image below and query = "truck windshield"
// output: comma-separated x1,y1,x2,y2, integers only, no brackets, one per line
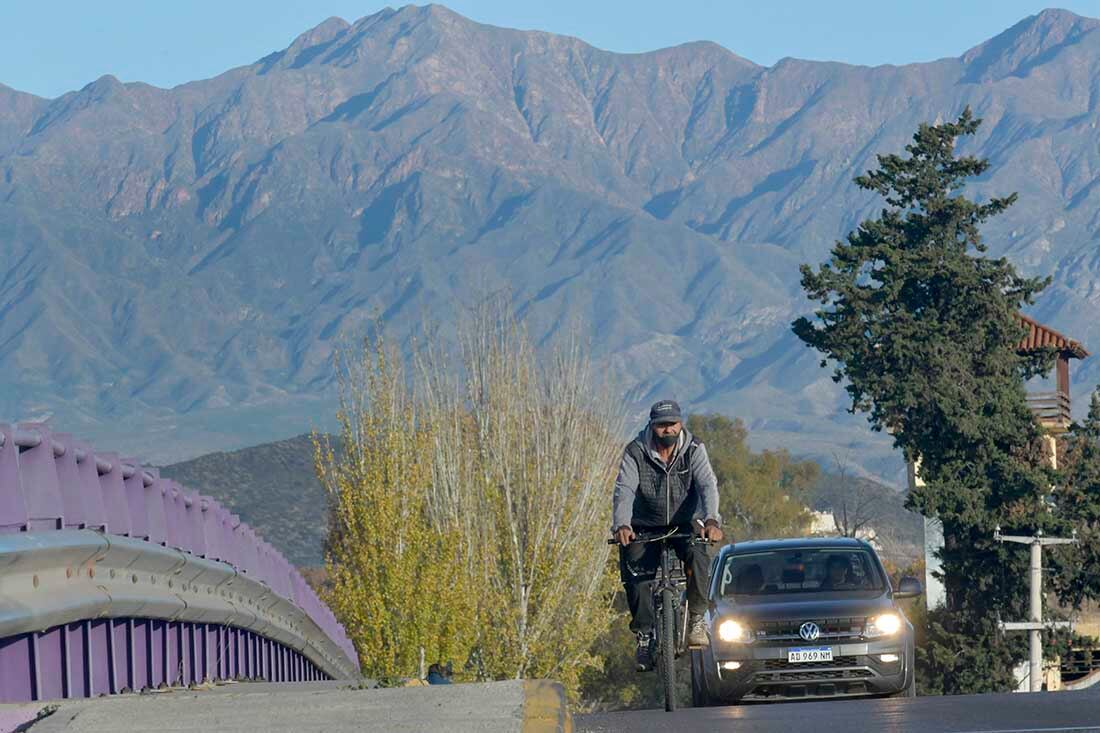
718,548,885,597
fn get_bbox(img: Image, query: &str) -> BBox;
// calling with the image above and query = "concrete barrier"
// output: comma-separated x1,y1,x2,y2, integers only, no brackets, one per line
0,679,574,732
522,680,572,733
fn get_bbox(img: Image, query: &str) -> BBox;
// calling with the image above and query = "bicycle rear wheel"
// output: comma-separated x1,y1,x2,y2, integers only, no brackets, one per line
659,587,677,712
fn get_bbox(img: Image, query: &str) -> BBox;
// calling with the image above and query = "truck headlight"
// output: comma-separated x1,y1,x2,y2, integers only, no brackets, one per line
717,619,752,643
866,613,902,637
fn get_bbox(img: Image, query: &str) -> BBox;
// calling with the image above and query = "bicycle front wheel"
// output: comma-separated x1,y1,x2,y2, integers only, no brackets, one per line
659,587,677,712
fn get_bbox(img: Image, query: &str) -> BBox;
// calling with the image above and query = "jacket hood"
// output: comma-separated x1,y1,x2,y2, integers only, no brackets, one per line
634,425,694,461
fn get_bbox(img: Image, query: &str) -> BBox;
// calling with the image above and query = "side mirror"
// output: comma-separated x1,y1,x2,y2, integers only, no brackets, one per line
895,576,923,599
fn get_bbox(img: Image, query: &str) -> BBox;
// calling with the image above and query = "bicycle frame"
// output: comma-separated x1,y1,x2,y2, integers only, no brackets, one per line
611,528,712,712
653,538,686,651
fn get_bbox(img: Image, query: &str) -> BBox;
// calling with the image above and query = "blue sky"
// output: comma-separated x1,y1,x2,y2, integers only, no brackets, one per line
4,1,1100,98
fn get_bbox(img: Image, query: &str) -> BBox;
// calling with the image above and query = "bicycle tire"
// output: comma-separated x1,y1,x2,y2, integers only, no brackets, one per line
660,587,677,712
690,649,704,707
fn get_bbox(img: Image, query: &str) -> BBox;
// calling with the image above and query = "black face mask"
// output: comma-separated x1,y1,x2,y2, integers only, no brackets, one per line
654,431,678,448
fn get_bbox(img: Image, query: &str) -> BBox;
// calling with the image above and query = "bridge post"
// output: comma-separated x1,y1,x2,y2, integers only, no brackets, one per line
97,453,132,535
122,459,149,540
0,425,29,532
73,441,109,531
16,423,66,531
53,434,88,529
145,470,168,546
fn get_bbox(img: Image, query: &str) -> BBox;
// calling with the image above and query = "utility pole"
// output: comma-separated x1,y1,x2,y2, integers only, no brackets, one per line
994,526,1077,692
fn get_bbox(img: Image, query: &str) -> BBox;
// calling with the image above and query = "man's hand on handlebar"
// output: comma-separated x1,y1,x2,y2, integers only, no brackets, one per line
697,518,724,543
608,524,725,545
614,525,636,546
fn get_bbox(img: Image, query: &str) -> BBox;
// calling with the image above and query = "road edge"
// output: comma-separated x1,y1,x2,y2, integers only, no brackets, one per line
0,703,56,733
521,680,572,733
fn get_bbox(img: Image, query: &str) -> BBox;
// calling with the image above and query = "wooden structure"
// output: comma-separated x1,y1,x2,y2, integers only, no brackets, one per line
913,314,1089,613
1017,314,1089,431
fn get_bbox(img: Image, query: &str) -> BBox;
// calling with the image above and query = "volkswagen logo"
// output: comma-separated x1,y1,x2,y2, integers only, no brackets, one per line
799,622,820,641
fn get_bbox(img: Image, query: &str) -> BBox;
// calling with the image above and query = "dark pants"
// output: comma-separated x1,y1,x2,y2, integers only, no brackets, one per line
619,530,718,633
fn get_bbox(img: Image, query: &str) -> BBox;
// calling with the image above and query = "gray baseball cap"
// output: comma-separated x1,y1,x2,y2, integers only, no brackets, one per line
648,400,683,425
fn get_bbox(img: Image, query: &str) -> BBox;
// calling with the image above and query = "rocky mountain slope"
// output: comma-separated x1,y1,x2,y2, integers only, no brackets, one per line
4,6,1100,481
159,434,336,566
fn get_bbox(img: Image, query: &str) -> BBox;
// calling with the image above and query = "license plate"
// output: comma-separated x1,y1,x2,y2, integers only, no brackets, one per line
787,647,833,663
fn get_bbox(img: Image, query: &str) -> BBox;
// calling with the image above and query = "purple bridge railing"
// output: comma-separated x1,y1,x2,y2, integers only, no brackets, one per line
0,423,360,703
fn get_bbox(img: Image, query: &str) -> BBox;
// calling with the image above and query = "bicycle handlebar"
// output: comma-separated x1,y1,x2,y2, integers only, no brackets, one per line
606,531,717,546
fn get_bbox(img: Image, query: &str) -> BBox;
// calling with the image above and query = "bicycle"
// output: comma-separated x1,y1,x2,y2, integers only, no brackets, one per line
609,528,715,712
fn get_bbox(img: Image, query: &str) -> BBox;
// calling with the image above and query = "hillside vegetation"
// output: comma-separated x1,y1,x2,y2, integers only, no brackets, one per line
159,434,336,566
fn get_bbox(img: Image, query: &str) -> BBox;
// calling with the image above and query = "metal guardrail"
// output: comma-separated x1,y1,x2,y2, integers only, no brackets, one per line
0,422,359,702
0,531,359,700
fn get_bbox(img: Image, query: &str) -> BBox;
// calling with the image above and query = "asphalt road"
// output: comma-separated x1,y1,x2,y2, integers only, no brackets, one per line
578,690,1100,732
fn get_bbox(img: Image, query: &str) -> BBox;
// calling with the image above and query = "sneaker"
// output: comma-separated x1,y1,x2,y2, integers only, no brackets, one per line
635,632,654,671
687,614,708,648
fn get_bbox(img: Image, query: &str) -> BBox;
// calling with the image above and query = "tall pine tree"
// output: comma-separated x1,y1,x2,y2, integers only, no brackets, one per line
1048,390,1100,609
792,109,1058,693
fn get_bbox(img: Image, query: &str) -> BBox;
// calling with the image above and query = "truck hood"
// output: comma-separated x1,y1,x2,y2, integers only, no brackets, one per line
712,594,896,622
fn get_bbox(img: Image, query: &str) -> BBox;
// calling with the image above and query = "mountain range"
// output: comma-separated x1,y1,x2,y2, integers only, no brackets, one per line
4,5,1100,483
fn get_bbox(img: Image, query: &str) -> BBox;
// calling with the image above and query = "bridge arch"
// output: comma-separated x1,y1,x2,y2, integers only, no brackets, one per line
0,423,359,702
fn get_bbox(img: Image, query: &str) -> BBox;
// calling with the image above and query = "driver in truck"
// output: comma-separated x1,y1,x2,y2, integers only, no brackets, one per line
612,399,725,670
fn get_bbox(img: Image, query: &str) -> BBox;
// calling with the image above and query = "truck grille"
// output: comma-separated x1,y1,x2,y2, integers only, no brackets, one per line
755,617,865,642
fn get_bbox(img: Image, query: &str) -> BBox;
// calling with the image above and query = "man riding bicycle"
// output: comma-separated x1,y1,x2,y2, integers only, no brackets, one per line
612,399,724,670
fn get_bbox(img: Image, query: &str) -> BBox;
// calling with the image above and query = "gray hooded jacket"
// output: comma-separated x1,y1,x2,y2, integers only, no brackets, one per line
611,426,721,532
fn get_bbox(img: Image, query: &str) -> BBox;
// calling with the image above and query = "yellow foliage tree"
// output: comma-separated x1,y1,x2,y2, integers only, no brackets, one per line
417,303,624,694
317,302,626,695
687,414,816,540
313,338,477,680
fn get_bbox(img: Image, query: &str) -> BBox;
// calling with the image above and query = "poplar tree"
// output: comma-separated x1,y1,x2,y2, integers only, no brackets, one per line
317,305,623,696
792,109,1057,693
313,338,478,681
